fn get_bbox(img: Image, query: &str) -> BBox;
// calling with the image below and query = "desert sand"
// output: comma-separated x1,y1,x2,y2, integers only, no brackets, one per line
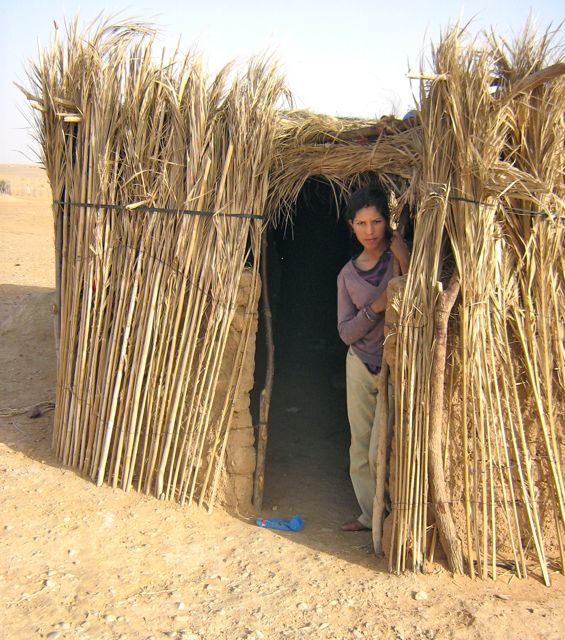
1,164,564,640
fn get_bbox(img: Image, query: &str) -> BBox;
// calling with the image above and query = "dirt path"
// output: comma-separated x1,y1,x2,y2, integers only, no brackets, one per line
1,165,564,640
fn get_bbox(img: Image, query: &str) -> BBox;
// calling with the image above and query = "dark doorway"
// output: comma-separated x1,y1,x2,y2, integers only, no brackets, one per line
252,179,358,527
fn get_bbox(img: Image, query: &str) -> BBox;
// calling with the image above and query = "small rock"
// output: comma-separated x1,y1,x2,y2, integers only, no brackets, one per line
47,632,60,640
117,616,126,622
45,579,56,588
353,630,363,639
27,403,46,418
329,600,338,606
68,549,78,557
164,633,178,638
104,614,116,623
102,513,114,528
4,525,14,532
494,594,511,601
414,590,428,601
177,601,186,610
297,602,309,611
47,570,57,577
319,623,330,630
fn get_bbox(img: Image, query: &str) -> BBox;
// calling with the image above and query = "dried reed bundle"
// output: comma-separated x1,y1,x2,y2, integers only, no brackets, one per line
390,23,564,583
25,17,288,510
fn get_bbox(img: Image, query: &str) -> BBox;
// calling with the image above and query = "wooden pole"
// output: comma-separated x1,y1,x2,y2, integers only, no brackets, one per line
53,202,63,372
253,232,275,511
374,210,407,558
428,273,464,574
372,362,391,556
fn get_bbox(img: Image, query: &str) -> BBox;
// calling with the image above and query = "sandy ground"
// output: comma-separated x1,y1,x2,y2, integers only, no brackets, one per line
1,164,565,640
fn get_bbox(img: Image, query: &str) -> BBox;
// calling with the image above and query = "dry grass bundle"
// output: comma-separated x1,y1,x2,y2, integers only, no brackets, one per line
24,17,288,510
390,23,564,583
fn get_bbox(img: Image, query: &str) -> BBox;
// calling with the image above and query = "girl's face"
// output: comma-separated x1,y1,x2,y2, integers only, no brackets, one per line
349,206,388,251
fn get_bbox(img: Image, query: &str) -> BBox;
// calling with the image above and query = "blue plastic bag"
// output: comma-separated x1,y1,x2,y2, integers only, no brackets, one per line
256,515,304,532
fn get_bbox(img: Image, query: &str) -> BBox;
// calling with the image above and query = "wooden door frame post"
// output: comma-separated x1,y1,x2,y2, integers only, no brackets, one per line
253,231,275,510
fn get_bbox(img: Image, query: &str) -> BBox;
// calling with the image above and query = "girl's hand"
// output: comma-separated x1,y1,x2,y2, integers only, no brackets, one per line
389,231,411,274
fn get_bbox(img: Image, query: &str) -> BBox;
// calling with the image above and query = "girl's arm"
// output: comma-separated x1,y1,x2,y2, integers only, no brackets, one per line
337,272,381,345
390,230,411,275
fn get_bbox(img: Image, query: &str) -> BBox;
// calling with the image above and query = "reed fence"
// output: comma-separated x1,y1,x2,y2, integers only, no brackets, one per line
390,25,564,585
24,19,288,510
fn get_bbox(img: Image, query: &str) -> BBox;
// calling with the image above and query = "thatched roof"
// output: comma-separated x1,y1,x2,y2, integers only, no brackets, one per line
267,109,421,222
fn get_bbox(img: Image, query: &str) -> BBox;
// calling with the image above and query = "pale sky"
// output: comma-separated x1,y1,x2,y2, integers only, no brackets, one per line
1,0,563,164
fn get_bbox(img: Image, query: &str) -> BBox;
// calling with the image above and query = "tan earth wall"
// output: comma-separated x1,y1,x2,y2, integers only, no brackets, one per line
216,269,260,513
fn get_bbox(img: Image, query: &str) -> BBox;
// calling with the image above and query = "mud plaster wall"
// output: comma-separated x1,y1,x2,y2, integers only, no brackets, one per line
442,329,565,560
215,269,260,513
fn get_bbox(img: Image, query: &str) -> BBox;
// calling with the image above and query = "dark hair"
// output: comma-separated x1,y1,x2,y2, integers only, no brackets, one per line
345,187,392,239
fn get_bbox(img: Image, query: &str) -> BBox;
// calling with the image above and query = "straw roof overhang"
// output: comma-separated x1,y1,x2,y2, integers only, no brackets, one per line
267,110,422,223
267,56,565,225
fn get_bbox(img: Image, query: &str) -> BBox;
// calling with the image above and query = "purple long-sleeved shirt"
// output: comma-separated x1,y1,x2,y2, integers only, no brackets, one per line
337,253,394,369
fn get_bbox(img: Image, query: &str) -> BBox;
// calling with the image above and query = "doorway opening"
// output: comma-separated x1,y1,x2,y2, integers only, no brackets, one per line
252,178,359,526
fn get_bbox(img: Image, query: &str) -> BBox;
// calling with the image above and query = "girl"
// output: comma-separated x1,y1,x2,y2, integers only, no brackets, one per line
337,187,410,531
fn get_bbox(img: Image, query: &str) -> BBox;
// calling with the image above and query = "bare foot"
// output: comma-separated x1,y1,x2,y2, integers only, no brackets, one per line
340,520,371,532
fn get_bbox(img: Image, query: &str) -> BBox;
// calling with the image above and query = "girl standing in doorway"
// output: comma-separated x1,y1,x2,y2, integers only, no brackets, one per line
337,187,410,531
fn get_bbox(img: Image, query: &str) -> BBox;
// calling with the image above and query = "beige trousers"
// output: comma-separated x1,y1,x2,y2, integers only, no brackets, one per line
345,347,393,529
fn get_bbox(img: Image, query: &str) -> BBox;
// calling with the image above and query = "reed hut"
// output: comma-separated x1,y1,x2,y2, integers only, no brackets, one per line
23,18,564,584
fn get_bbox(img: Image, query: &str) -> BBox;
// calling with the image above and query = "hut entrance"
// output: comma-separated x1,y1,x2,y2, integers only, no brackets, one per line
252,179,359,524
